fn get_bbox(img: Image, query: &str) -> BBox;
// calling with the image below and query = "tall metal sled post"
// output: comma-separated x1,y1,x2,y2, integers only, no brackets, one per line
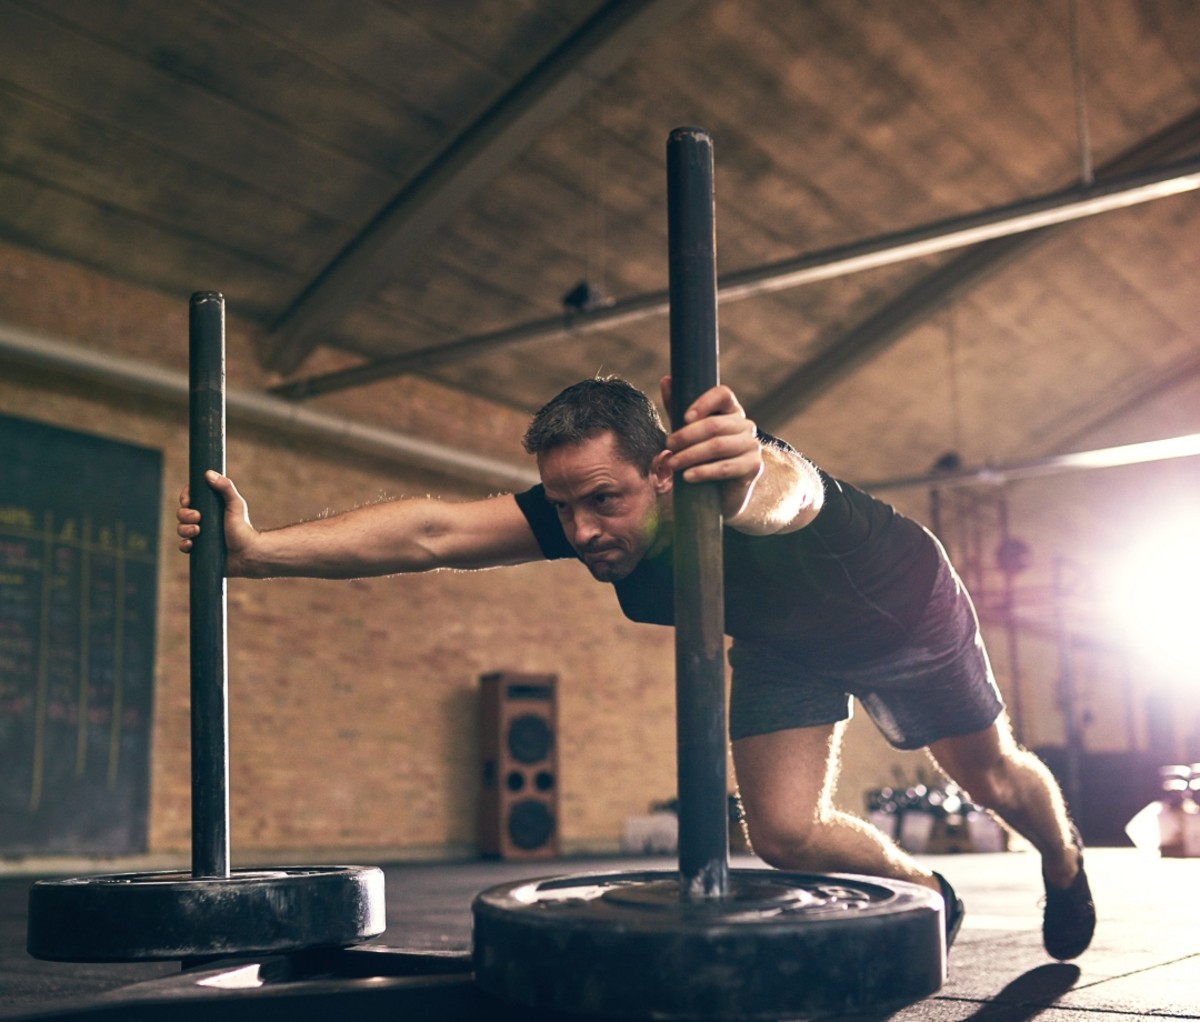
666,127,729,899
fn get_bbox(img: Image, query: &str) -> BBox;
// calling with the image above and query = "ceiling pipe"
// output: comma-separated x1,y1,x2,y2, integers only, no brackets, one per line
752,110,1200,430
273,155,1200,401
5,320,1195,498
0,321,539,492
859,433,1200,493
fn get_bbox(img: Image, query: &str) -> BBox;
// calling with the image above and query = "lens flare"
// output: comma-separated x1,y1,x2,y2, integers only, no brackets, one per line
1102,519,1200,684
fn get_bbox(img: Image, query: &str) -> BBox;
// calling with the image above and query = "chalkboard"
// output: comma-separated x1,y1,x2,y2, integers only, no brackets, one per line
0,414,161,856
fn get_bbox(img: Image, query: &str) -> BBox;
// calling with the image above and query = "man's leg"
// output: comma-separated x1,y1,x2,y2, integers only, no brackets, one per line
926,713,1077,884
732,721,938,890
928,712,1096,960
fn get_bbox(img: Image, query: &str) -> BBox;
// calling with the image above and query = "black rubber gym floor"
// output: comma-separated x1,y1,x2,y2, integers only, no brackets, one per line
1,847,1196,1020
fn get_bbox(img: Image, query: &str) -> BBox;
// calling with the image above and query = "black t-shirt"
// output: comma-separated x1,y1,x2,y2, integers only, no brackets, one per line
513,467,941,668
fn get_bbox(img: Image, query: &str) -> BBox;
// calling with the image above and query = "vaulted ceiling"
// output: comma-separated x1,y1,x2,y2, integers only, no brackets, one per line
2,0,1200,493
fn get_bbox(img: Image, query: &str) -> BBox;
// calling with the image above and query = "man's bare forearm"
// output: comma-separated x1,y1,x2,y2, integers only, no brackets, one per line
726,444,824,536
237,498,450,579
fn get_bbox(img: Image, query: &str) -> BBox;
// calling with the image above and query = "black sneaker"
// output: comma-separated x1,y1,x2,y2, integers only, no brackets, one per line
933,872,965,948
1042,826,1095,960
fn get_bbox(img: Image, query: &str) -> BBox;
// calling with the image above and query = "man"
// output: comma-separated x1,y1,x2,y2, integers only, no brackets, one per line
177,375,1095,959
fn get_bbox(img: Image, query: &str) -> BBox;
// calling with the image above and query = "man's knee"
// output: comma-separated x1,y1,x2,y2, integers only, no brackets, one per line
743,812,827,869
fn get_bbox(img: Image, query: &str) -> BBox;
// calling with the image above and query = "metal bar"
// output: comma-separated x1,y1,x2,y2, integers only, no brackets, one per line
270,294,674,401
6,310,1196,497
262,0,702,375
188,291,230,880
715,157,1200,301
667,127,729,900
0,319,538,492
1053,558,1085,818
996,497,1026,745
271,154,1200,402
859,432,1200,492
753,109,1200,428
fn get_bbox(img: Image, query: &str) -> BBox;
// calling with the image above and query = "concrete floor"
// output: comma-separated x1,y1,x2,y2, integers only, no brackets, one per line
0,847,1197,1020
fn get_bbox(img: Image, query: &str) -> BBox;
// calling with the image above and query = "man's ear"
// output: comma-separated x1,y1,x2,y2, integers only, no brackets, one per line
650,450,674,494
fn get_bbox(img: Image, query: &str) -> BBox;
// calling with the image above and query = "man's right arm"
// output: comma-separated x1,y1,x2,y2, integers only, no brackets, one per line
177,470,544,579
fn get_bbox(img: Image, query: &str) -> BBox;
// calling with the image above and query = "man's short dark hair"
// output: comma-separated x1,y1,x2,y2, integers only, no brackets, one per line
523,376,667,474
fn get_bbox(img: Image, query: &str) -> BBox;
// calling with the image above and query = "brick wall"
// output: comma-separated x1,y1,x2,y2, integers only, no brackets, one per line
5,240,1139,865
0,243,678,859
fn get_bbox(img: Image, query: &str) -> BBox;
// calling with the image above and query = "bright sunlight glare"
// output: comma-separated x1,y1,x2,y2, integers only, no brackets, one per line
1102,518,1200,685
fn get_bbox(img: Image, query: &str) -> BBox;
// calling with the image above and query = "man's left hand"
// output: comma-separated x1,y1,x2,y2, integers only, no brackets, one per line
659,376,763,519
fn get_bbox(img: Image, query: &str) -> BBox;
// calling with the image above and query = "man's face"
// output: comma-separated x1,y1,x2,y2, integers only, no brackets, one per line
538,432,671,582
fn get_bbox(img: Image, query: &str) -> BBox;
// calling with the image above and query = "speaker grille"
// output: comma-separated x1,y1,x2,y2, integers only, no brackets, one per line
508,799,555,851
507,714,553,764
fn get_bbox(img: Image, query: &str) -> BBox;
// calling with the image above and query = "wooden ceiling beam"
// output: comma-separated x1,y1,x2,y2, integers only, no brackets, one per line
260,0,701,375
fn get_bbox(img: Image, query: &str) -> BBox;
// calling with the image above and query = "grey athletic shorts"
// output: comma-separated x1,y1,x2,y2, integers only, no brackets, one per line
727,552,1003,749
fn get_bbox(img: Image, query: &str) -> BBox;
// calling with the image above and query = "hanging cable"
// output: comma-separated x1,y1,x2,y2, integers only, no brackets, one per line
563,96,613,319
589,95,609,303
1069,0,1095,186
945,309,966,457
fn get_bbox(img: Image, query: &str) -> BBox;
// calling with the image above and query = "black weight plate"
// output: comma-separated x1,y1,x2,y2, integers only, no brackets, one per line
27,865,385,962
473,868,944,1021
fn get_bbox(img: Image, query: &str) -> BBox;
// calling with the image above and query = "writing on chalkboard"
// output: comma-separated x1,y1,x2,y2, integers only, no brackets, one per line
0,414,161,857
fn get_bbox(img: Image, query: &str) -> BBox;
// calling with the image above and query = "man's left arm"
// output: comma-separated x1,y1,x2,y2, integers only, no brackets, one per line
659,378,824,535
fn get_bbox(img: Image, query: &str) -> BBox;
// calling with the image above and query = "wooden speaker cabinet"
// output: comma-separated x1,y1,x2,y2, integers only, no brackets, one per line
478,671,559,859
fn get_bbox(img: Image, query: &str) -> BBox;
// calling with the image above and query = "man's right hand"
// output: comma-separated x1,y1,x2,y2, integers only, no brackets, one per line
176,470,257,576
